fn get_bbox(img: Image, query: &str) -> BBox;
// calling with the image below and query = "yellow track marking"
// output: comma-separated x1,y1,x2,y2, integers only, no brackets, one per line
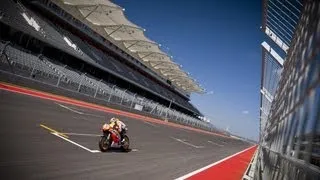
40,124,69,138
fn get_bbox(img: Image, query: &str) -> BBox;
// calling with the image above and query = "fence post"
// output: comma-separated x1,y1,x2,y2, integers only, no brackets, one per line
56,74,62,87
150,103,158,114
120,89,127,105
0,42,15,74
108,85,116,102
57,65,67,87
158,107,162,116
130,94,136,109
159,106,165,116
77,73,86,92
0,41,10,55
62,65,67,71
0,42,15,73
94,79,102,98
166,99,173,120
29,62,36,78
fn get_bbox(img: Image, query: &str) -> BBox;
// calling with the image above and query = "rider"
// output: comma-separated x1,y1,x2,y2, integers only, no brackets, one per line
109,117,127,143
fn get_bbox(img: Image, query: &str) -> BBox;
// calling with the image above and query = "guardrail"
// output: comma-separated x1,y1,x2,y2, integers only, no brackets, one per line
255,147,320,180
0,41,214,132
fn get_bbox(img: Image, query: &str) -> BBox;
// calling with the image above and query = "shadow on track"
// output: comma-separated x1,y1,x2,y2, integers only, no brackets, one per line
101,147,133,153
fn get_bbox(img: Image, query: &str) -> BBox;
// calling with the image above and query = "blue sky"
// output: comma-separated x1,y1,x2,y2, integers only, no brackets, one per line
114,0,262,140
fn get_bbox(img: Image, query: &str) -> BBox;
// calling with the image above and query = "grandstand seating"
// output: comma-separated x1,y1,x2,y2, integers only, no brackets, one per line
0,0,94,63
1,42,212,129
52,22,199,113
0,0,201,117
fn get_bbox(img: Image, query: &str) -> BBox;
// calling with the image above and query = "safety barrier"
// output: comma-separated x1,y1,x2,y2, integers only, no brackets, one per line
255,0,320,179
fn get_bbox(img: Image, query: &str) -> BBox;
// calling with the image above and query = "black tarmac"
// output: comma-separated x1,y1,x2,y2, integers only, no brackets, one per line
0,90,251,180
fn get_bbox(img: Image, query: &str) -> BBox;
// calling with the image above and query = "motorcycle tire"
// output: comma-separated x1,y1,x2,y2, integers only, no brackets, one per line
121,135,130,152
99,136,110,152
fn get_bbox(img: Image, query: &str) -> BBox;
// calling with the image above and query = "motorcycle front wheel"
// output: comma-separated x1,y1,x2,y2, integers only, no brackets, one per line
99,135,110,152
121,135,130,152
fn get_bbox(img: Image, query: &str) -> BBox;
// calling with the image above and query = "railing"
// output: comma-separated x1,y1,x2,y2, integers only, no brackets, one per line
0,41,214,132
254,147,320,180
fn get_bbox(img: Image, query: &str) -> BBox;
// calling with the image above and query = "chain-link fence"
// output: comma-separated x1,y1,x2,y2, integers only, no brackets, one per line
0,41,213,131
254,0,320,179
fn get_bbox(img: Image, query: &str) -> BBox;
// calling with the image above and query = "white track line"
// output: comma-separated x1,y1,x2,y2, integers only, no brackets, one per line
52,132,100,153
56,103,84,114
174,145,257,180
143,121,158,127
90,150,100,153
85,113,105,118
63,133,101,137
219,141,228,144
171,137,204,149
56,103,105,118
208,140,224,147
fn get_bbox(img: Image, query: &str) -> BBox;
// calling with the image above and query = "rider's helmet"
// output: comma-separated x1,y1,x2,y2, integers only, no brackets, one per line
109,117,119,124
102,123,110,131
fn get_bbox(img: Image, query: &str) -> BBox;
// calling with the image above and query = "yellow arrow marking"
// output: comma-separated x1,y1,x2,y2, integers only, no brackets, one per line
40,124,69,138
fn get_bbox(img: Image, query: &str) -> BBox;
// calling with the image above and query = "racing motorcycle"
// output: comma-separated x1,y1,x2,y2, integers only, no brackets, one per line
99,123,130,152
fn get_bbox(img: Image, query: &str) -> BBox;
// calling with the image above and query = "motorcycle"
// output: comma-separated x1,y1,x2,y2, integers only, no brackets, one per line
99,123,130,152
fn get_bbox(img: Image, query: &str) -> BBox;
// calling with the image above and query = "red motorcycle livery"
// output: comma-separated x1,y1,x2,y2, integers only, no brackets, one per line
99,123,130,152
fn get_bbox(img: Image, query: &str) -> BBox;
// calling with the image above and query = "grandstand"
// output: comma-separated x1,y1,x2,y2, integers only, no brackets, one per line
0,0,214,131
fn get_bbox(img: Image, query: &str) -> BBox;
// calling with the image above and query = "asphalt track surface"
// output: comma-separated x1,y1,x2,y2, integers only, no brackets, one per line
0,89,251,180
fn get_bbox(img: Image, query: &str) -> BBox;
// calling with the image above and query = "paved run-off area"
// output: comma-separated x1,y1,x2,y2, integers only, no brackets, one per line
0,88,252,180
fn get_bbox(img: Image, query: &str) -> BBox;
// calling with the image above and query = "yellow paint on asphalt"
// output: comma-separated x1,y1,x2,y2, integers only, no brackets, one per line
40,124,69,138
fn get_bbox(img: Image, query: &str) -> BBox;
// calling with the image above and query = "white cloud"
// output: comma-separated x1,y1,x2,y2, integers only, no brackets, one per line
207,91,214,95
242,110,249,114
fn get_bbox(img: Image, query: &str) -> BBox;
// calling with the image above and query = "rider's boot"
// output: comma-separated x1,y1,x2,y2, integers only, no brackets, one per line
120,131,125,144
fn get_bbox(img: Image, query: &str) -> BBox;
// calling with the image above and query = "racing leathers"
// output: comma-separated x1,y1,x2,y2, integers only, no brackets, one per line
109,118,127,143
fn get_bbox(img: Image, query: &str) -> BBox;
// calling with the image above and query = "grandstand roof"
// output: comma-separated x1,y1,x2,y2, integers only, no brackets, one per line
53,0,204,93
